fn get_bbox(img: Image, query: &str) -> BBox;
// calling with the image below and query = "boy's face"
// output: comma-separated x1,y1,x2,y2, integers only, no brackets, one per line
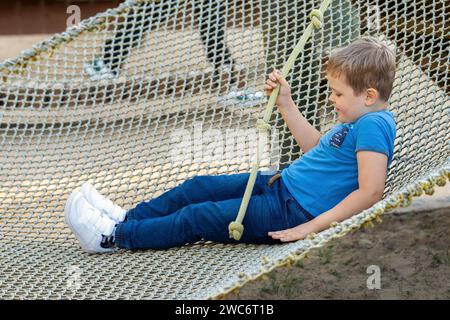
326,73,368,123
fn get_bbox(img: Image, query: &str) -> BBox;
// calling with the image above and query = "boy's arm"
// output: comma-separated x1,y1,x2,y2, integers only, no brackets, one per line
268,151,388,242
278,98,322,153
267,71,321,153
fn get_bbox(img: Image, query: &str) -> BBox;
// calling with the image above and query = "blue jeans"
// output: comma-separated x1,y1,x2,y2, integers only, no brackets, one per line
115,172,314,250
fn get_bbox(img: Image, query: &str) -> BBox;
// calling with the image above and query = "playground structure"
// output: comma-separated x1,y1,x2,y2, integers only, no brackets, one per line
0,0,448,299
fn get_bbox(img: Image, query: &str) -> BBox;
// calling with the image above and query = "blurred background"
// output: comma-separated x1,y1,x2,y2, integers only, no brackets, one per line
0,1,123,61
0,0,122,34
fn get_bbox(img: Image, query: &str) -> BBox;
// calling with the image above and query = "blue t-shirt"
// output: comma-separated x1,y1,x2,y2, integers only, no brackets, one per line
281,110,396,217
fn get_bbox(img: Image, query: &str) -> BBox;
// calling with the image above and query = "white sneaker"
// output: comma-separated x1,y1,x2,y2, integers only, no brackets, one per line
217,86,266,108
84,59,116,81
80,182,127,223
65,191,117,253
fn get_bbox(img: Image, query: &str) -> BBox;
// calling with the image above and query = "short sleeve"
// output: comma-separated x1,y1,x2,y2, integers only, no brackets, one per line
355,115,395,163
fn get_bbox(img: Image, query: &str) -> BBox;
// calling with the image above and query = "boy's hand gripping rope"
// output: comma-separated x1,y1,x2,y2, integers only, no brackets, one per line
228,0,333,241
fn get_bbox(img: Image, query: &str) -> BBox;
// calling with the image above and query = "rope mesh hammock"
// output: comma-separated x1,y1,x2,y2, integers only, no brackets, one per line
0,0,448,299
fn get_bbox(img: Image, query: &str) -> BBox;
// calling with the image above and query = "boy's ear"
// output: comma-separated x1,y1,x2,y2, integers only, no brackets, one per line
365,88,379,106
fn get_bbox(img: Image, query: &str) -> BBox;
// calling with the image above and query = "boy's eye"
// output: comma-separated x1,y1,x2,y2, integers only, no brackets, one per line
330,89,342,97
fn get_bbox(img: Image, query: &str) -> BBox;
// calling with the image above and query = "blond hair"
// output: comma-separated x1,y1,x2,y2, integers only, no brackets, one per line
326,37,396,101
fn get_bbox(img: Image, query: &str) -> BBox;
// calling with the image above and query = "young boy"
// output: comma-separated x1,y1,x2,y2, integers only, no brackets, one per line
65,36,397,253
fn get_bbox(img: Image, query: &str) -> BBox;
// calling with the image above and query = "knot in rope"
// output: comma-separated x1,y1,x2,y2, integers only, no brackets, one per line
309,9,324,29
306,232,317,240
256,119,271,132
436,173,447,186
228,221,244,240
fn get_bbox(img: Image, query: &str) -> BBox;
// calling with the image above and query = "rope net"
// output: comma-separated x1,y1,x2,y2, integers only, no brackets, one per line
0,0,448,299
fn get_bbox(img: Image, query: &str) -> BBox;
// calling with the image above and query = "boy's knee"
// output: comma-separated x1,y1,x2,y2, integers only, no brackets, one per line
180,175,207,190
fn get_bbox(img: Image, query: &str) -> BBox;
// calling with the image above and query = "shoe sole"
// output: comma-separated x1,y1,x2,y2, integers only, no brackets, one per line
65,191,88,251
65,191,105,254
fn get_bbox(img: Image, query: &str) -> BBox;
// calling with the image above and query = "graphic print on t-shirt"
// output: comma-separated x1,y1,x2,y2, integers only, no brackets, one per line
329,125,349,148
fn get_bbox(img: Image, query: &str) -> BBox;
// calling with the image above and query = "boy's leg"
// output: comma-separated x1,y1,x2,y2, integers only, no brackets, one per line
115,190,287,250
126,172,273,221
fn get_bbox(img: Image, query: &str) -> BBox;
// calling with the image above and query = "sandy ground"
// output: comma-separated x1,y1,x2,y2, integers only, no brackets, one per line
227,204,450,300
1,34,449,299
